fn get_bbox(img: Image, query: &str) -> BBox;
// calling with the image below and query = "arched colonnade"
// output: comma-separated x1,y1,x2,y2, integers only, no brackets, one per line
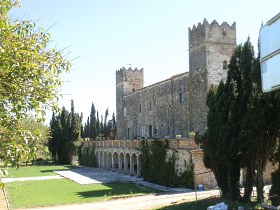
95,148,142,177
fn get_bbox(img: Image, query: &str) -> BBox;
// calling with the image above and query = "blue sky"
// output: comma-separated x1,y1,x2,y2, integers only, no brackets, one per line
9,0,280,122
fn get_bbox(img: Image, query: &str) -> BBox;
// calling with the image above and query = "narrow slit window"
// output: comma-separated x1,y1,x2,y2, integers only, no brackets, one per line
179,92,184,103
223,61,228,69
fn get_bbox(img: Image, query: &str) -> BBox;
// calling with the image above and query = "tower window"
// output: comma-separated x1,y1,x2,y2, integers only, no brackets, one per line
223,61,228,69
139,104,141,113
179,92,184,103
149,101,152,110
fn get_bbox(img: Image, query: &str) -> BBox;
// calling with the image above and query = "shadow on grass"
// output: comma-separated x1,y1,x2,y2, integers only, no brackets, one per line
75,183,156,200
76,189,112,199
157,197,259,210
40,165,78,173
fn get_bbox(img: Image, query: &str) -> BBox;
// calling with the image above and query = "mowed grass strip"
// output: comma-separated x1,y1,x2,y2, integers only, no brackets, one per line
5,164,73,178
6,179,158,209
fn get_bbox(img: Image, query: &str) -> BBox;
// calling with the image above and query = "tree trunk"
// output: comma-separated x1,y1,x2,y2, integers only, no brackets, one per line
243,163,254,202
228,158,241,201
256,159,265,203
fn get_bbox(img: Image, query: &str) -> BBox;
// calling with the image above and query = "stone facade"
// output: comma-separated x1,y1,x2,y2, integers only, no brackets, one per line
116,19,236,139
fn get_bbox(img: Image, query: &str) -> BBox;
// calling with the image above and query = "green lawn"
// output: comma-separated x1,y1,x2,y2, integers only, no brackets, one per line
155,197,260,210
5,164,73,178
6,179,158,209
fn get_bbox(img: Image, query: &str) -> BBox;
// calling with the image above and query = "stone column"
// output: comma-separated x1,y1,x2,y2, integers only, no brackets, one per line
137,155,141,177
130,155,133,175
124,154,128,174
118,154,121,173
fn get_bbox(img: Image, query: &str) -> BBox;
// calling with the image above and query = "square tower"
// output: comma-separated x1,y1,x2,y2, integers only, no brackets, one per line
188,19,236,132
116,67,144,139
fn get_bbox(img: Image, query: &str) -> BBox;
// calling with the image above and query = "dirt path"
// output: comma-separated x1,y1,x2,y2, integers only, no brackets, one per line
0,190,8,210
18,190,220,210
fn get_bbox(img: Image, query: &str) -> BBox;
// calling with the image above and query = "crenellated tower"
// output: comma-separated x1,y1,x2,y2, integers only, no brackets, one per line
188,19,236,132
116,67,144,139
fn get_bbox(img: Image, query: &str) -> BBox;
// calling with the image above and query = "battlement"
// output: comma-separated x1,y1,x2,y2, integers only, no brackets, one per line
188,19,236,49
116,67,144,84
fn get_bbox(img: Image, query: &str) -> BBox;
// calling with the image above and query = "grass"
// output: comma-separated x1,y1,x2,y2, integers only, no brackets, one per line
5,164,73,178
6,179,158,209
155,197,261,210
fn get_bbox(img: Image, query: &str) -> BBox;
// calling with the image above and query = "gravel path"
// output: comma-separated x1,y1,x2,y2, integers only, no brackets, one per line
2,175,63,183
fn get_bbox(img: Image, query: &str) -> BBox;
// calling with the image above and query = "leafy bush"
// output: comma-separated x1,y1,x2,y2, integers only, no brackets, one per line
78,145,97,167
140,139,194,188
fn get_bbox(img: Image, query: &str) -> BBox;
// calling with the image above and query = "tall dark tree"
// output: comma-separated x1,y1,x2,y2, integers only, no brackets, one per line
49,100,81,164
104,108,109,139
202,39,280,201
239,47,280,202
89,103,97,139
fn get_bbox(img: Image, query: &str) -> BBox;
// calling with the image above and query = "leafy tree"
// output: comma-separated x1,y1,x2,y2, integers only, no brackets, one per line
0,0,71,167
20,117,51,161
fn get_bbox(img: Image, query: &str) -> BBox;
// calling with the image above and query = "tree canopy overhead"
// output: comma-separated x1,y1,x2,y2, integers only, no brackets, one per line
0,0,71,166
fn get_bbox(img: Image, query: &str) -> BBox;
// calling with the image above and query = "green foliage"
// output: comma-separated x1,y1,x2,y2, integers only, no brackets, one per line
48,100,81,165
140,140,194,188
20,117,51,161
269,169,280,206
82,104,116,140
78,144,97,167
0,0,71,167
202,39,280,202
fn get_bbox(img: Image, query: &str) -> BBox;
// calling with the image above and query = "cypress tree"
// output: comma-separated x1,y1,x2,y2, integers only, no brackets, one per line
49,100,81,165
89,103,97,140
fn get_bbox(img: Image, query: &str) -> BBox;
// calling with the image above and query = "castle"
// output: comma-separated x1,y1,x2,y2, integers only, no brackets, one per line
85,19,274,189
116,19,236,140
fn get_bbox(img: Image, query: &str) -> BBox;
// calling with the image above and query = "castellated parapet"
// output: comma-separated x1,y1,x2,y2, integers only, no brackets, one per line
116,67,144,95
188,19,236,51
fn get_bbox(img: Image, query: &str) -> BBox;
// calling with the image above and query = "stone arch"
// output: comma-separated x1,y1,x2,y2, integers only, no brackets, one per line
104,151,108,169
108,152,113,170
124,152,130,174
113,152,118,171
131,153,137,175
119,152,124,173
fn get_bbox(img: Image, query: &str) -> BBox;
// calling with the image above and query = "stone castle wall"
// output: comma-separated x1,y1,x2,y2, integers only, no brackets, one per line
118,72,191,139
116,19,236,139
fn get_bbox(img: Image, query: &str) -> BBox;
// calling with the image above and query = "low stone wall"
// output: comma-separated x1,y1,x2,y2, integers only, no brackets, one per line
191,149,217,189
